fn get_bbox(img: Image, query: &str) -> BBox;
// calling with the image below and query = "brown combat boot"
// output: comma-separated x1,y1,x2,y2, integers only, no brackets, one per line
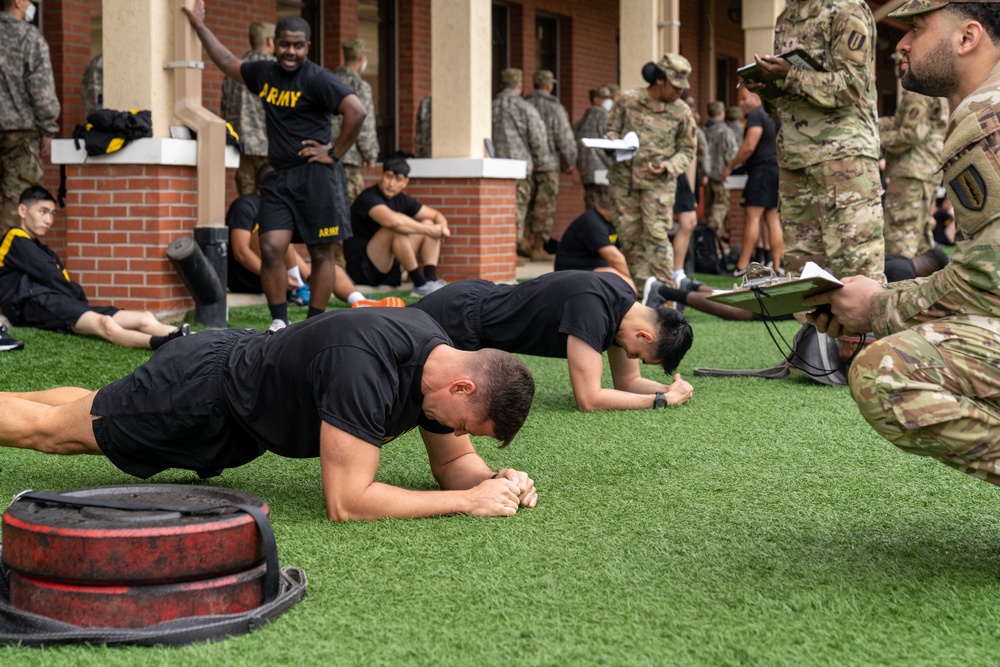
529,237,554,262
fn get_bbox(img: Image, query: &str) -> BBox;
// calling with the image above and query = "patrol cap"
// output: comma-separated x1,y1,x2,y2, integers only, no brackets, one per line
342,38,367,60
889,0,995,22
596,85,612,98
658,53,691,89
501,68,523,85
534,70,557,88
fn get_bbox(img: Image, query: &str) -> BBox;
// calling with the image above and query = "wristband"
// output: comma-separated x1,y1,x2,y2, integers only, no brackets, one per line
328,146,339,162
653,392,667,409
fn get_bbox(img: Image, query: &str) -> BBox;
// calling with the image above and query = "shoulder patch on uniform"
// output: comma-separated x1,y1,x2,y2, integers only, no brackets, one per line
847,31,866,51
950,164,987,211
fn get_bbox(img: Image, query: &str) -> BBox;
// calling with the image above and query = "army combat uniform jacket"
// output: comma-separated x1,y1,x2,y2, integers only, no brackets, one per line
770,0,880,169
606,88,696,190
878,89,947,183
870,62,1000,337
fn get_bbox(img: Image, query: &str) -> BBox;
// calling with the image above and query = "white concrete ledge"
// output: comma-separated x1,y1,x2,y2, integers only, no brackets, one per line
52,138,240,169
407,157,526,180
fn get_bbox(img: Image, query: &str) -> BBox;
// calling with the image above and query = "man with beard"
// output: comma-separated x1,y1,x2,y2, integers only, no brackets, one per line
806,0,1000,488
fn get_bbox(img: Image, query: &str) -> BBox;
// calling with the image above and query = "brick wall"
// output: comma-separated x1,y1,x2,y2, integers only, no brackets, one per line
396,0,432,157
64,165,198,312
396,178,518,284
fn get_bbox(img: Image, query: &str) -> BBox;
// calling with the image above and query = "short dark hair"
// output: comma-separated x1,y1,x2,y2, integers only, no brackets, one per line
383,154,411,177
19,186,57,208
275,16,311,42
641,62,667,85
652,307,693,375
471,349,535,448
944,3,1000,43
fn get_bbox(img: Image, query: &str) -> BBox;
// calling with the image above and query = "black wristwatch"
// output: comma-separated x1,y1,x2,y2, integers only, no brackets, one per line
653,392,667,409
328,146,339,162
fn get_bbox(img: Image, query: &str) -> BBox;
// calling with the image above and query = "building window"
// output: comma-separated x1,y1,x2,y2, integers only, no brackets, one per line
492,3,510,94
535,13,558,94
358,0,395,159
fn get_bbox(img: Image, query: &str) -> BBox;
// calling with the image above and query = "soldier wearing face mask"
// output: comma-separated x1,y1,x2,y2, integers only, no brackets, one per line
573,86,614,209
333,39,380,204
0,0,60,234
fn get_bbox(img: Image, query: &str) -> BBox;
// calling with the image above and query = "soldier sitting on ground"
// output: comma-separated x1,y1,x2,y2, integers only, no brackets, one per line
0,186,189,349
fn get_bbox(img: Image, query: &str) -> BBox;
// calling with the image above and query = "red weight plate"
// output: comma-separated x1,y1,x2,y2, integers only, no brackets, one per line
9,563,266,629
2,485,269,585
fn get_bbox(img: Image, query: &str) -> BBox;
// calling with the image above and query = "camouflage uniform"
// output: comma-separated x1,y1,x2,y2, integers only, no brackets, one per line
414,94,432,158
525,74,578,248
878,90,947,257
702,119,739,232
767,0,884,281
850,58,1000,487
82,53,103,119
332,65,380,203
726,107,745,143
0,11,60,232
492,72,548,249
606,56,696,287
574,104,611,209
221,49,274,195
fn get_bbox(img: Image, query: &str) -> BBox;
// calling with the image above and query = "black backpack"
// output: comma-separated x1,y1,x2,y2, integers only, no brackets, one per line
690,223,731,275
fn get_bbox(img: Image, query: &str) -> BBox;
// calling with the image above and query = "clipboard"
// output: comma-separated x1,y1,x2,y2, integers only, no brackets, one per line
737,49,824,83
705,262,842,317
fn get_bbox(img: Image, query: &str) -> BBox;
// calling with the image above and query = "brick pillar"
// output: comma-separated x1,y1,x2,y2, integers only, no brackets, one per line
728,188,746,247
398,0,432,156
404,177,518,283
324,0,359,67
63,164,198,312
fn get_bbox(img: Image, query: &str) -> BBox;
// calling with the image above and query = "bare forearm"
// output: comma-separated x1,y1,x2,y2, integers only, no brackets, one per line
327,482,471,521
191,23,241,79
573,386,658,412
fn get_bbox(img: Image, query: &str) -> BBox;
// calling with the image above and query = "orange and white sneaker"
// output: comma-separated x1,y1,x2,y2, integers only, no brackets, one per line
352,296,406,308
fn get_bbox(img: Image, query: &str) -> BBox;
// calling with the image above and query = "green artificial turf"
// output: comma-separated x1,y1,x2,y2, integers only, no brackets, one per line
2,284,999,666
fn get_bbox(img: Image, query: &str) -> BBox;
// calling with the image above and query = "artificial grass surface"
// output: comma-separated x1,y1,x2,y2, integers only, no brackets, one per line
1,280,999,666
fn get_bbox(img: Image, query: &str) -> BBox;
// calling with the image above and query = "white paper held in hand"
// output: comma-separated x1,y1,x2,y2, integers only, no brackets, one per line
581,131,639,162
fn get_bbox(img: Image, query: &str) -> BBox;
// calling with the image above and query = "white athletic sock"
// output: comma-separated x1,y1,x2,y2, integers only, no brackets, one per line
346,291,365,305
287,266,304,287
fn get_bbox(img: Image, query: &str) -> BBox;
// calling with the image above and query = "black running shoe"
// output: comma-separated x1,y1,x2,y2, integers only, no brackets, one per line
0,324,24,351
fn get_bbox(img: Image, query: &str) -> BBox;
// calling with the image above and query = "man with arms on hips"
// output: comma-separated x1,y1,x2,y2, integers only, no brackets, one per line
413,271,693,412
0,309,537,521
807,0,1000,488
183,1,366,331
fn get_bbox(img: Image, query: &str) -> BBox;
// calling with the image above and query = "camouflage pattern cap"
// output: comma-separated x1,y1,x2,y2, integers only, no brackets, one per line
658,53,691,89
534,69,557,88
888,0,991,22
342,38,367,60
502,68,523,85
596,85,613,98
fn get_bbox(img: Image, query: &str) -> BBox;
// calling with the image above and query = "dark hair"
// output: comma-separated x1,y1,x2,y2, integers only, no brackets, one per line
275,16,311,42
19,185,57,207
944,3,1000,43
925,246,951,272
472,349,535,448
254,163,274,192
641,62,667,85
383,154,411,177
653,307,693,375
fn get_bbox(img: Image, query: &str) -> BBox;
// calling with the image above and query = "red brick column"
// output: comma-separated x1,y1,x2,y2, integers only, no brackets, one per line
63,164,198,312
403,178,518,283
728,188,746,247
397,0,432,156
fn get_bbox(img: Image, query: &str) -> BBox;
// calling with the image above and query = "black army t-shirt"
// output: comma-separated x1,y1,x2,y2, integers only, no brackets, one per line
554,208,618,272
223,308,452,457
745,106,778,169
225,193,263,293
344,185,424,263
417,271,636,358
241,59,353,170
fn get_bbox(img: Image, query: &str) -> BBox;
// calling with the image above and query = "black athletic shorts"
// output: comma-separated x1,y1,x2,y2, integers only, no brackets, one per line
345,252,402,288
14,290,118,333
741,163,779,209
673,173,696,213
91,329,266,479
258,161,352,245
409,280,488,351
